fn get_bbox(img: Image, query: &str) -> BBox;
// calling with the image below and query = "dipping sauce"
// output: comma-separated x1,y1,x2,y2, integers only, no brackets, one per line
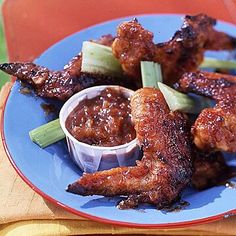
65,88,136,147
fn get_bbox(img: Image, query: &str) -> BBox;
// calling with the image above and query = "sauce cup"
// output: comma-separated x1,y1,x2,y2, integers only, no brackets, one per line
59,85,141,173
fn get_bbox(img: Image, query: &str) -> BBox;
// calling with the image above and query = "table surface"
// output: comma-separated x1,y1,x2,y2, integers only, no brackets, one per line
1,0,236,234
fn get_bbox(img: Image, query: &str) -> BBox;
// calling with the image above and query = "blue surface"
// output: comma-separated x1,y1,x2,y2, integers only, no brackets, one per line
3,14,236,226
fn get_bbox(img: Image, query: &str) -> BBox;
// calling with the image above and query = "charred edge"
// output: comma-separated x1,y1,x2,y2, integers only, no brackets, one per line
173,72,197,91
117,196,139,209
216,78,235,87
173,82,180,90
80,72,139,90
185,14,216,26
171,25,196,43
229,35,236,48
0,62,28,76
177,71,234,87
0,62,41,76
66,183,87,195
0,63,12,72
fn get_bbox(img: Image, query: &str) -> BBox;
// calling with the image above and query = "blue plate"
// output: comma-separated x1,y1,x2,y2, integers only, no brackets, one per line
2,14,236,228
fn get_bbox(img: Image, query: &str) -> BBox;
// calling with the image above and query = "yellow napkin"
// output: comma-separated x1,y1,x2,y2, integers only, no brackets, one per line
1,82,236,236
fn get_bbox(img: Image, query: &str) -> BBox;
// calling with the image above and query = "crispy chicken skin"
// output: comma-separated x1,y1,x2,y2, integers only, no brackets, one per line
192,151,230,190
112,18,156,84
175,71,236,101
0,35,136,101
112,14,236,85
0,59,135,101
67,88,194,209
193,101,236,152
176,71,236,152
1,14,236,99
0,57,82,101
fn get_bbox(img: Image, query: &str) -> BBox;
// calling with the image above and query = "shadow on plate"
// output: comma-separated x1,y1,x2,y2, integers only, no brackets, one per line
80,196,150,213
78,184,225,212
81,196,123,209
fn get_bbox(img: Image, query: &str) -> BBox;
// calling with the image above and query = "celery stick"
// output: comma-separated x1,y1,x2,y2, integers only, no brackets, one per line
141,61,162,88
81,41,123,76
30,42,123,149
201,57,236,69
29,119,65,148
158,82,210,114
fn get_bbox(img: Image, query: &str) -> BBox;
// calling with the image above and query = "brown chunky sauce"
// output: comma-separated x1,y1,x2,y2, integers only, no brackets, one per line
65,88,136,147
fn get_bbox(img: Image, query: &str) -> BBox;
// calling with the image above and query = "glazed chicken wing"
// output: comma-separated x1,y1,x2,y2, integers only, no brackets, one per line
0,59,134,101
67,88,194,209
176,71,236,101
176,71,236,152
0,56,82,101
192,151,230,190
111,18,156,85
112,14,236,85
1,14,236,100
193,100,236,152
0,35,136,101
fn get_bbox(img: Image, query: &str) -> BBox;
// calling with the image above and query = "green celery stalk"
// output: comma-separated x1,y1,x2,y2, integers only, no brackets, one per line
29,119,65,148
201,57,236,69
158,82,210,114
81,41,123,76
141,61,162,88
29,41,125,148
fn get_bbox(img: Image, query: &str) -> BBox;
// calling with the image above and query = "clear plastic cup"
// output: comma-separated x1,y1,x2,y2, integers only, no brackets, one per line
59,85,140,173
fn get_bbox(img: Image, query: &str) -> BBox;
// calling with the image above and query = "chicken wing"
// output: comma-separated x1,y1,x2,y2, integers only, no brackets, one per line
176,71,236,152
192,151,230,190
67,88,194,209
2,15,236,100
112,14,236,85
175,71,236,101
111,18,156,84
0,35,136,101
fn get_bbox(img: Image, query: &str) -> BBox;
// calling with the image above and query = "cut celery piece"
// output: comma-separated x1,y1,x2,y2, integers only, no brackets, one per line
81,41,123,76
141,61,162,88
29,119,65,148
30,42,123,149
158,82,210,114
201,57,236,69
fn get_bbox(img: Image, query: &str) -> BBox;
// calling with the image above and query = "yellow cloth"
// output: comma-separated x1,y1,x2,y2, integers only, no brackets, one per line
1,82,236,236
2,219,236,236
